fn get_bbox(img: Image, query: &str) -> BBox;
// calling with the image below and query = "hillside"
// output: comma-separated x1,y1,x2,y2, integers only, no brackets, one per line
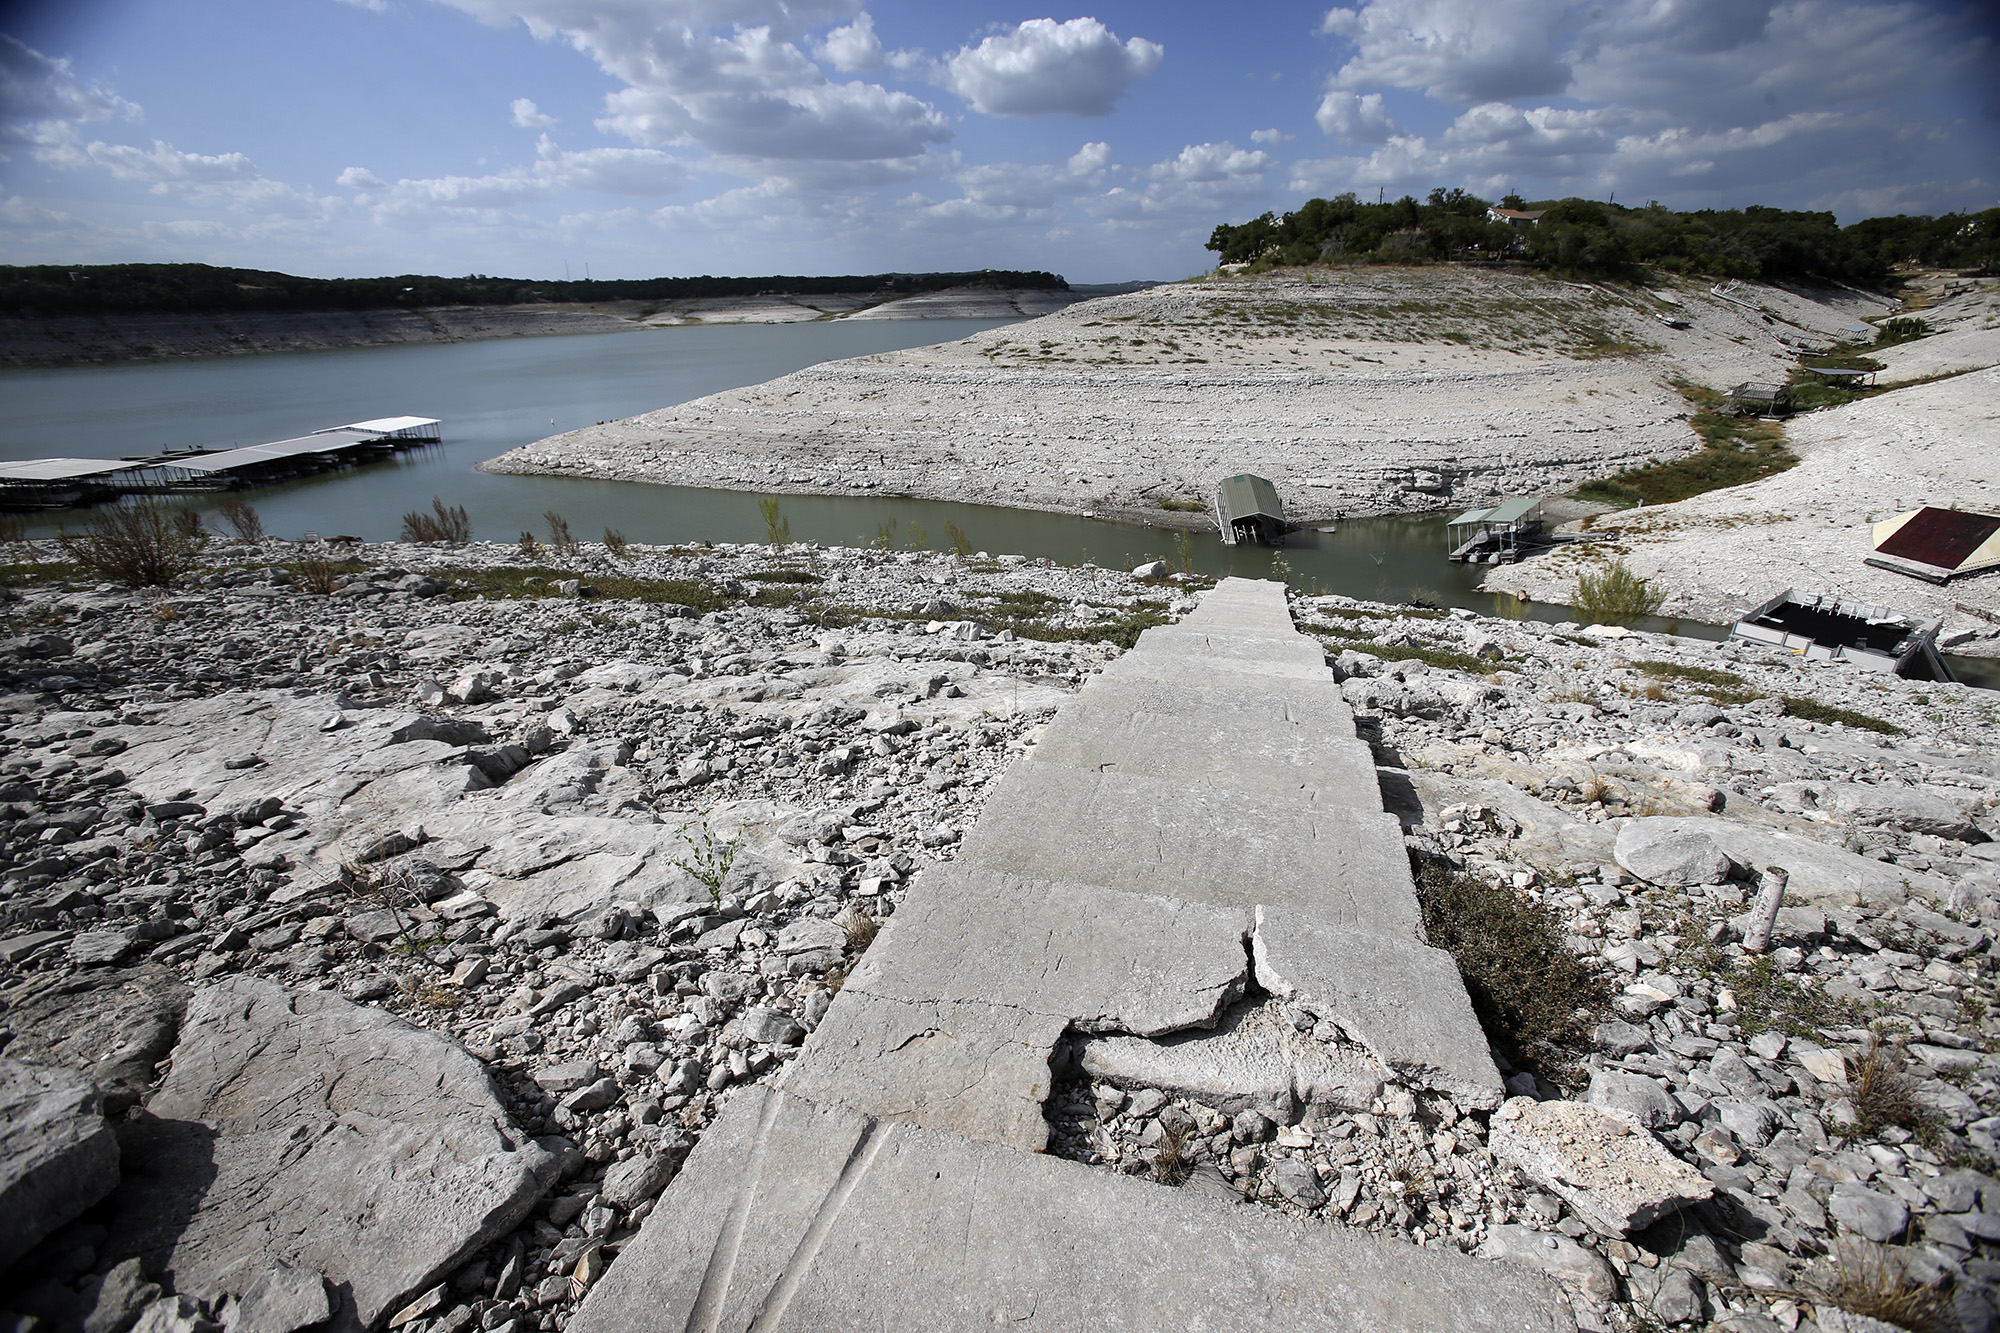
482,264,1890,525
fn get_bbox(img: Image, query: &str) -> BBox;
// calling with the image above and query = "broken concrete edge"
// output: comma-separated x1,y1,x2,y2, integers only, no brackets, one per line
567,1084,1579,1333
1251,906,1505,1111
844,863,1255,1039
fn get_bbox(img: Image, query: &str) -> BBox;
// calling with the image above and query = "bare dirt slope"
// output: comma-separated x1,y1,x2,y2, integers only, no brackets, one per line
481,266,1892,524
1485,279,2000,652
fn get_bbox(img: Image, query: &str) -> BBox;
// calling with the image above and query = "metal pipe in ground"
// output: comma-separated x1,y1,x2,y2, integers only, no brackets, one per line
1742,866,1788,954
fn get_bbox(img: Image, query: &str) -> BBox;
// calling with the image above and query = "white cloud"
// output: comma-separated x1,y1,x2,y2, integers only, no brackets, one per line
941,18,1163,118
1090,140,1270,221
1250,128,1293,145
1320,0,1571,103
950,141,1111,211
535,136,690,194
511,97,557,127
338,166,387,189
815,12,882,73
1315,90,1398,142
85,139,261,187
334,0,391,12
436,1,950,164
1306,0,1995,215
1,34,139,159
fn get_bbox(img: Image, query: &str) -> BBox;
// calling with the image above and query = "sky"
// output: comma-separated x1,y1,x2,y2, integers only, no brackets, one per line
0,0,1995,283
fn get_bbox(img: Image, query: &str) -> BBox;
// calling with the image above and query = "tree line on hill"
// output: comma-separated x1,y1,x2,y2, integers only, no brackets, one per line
0,265,1069,319
1206,189,2000,286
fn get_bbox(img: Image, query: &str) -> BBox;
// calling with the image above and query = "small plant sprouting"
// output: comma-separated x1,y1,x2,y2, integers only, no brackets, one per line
672,813,741,905
1173,528,1197,576
602,527,630,557
544,510,580,557
296,552,341,594
944,520,973,558
873,516,899,550
402,497,472,544
518,530,541,557
905,521,929,551
757,496,792,545
58,500,207,588
1269,551,1293,584
216,495,265,543
1152,1119,1193,1185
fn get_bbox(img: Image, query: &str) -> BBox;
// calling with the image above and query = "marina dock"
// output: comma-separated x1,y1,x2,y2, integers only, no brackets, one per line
0,416,440,509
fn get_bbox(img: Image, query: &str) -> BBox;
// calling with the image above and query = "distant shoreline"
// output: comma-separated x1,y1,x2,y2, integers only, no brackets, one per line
0,285,1140,369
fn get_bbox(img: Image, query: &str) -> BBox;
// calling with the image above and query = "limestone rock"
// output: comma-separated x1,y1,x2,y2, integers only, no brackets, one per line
1,965,189,1113
0,1058,121,1272
1609,816,1951,908
1490,1097,1713,1236
1584,1070,1680,1129
100,977,560,1329
1613,826,1734,887
1480,1224,1619,1306
232,1264,333,1333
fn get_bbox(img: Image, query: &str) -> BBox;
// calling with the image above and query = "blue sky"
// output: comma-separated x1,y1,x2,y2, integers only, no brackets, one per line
2,0,1994,282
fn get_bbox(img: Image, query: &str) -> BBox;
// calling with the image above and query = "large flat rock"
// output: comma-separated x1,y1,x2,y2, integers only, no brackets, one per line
957,764,1420,935
102,977,560,1329
1611,816,1951,907
847,865,1250,1037
1252,907,1503,1109
1027,703,1382,806
567,1086,1576,1333
1,965,189,1113
0,1058,121,1272
779,992,1065,1151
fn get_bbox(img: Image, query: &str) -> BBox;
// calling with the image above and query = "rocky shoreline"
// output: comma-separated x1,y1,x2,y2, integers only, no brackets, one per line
0,288,1086,368
478,267,1885,528
1486,282,2000,653
2,536,1997,1333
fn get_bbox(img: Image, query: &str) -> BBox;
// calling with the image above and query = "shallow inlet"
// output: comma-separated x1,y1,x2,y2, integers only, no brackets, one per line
5,322,1992,687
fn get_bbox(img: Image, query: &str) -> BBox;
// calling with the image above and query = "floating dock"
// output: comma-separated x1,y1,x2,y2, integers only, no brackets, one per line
1729,588,1955,682
1213,473,1290,546
0,417,440,509
1447,497,1547,564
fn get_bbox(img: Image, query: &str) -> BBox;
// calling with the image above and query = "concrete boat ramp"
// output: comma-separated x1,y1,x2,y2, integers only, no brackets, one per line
572,578,1577,1333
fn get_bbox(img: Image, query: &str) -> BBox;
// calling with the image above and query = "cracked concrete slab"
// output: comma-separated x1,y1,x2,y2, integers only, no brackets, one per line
779,991,1066,1151
1252,906,1504,1109
957,764,1420,935
1027,702,1383,805
567,1086,1577,1333
846,864,1250,1037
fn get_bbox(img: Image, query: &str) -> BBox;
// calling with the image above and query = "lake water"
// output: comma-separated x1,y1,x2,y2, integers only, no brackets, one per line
6,323,1994,687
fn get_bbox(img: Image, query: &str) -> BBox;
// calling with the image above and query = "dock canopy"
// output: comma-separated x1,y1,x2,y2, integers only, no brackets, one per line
164,429,382,476
1730,588,1953,682
1213,473,1287,546
0,457,148,482
1447,497,1546,564
1725,381,1791,414
1867,506,2000,584
328,416,442,441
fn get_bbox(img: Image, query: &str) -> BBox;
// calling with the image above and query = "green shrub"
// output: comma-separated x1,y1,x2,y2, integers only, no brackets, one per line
1414,857,1609,1080
58,500,206,588
1781,696,1903,736
1574,560,1665,624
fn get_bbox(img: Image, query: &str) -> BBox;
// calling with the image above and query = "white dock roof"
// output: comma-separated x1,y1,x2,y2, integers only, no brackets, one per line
0,457,145,482
335,416,441,435
167,429,378,474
